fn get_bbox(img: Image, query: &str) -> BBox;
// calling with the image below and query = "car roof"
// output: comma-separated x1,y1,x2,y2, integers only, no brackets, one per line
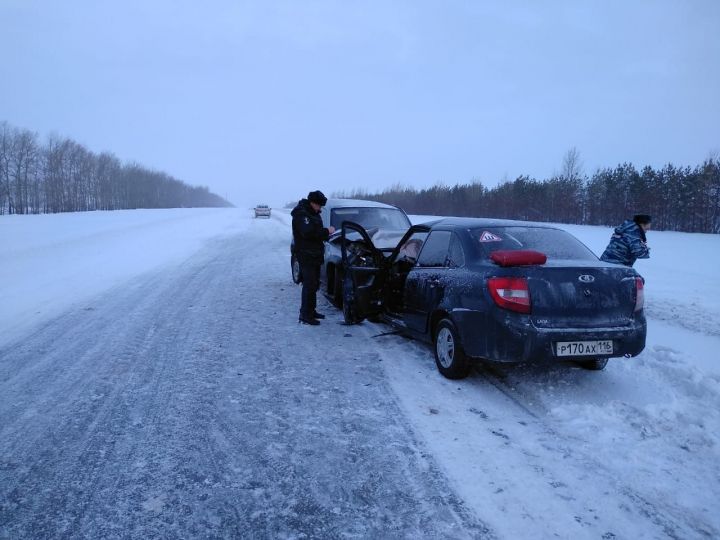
326,198,401,210
420,217,564,230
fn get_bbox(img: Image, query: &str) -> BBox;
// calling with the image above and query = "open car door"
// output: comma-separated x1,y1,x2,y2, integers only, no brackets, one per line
387,224,432,263
382,224,432,317
340,221,387,324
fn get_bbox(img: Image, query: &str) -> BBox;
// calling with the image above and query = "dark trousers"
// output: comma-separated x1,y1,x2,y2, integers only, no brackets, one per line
299,261,321,318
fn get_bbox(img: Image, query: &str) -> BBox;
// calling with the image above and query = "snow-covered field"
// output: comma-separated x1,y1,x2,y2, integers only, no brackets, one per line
0,208,247,347
1,208,718,538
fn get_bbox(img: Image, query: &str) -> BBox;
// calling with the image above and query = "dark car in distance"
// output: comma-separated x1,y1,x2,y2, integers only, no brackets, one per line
338,217,647,378
290,198,412,285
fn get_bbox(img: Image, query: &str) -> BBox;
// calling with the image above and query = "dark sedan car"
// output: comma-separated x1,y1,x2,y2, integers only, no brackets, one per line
338,217,647,379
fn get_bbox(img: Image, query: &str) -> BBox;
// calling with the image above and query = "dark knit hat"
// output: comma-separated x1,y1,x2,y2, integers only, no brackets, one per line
633,214,652,225
308,190,327,206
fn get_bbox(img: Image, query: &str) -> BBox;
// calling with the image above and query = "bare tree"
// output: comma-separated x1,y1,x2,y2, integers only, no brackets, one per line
0,122,13,214
561,146,583,182
10,129,39,214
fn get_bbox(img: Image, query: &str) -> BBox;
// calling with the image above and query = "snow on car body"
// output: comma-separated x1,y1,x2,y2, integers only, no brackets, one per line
337,217,647,378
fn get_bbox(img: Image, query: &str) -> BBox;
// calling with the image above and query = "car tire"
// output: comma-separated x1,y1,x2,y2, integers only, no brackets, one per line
342,274,364,324
433,319,471,379
291,254,302,284
577,358,609,371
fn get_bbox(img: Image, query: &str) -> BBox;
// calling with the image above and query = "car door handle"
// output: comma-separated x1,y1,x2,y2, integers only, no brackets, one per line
428,278,441,288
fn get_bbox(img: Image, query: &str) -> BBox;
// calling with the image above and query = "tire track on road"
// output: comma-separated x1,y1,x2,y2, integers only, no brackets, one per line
473,366,715,539
366,326,717,539
1,216,493,539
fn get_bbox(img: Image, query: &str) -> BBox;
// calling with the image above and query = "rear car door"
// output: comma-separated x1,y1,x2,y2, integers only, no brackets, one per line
403,230,453,333
384,225,431,315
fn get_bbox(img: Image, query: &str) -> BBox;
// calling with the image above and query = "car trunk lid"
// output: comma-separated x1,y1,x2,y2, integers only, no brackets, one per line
527,262,638,328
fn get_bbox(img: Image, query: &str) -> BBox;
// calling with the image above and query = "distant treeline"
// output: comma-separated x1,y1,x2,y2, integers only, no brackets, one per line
0,121,232,215
337,155,720,234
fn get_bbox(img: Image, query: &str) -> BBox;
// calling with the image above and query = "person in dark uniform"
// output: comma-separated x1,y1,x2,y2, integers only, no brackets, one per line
600,214,652,267
291,191,335,325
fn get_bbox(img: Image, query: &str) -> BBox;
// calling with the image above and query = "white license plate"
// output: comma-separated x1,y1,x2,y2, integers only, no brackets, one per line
556,340,613,357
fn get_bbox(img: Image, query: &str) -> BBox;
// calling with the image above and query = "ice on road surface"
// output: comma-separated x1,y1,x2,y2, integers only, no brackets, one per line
0,212,487,539
1,208,719,539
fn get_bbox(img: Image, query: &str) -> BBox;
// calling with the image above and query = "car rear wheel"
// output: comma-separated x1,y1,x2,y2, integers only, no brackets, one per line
434,319,471,379
577,358,609,370
291,255,302,284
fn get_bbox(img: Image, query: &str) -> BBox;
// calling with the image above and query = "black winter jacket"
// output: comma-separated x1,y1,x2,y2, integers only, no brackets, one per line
291,199,329,263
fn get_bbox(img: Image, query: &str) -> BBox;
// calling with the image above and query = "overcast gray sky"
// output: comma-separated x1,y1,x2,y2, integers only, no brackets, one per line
1,0,718,208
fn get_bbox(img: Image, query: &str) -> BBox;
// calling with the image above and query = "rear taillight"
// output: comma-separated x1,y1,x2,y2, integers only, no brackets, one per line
634,277,644,312
488,277,531,314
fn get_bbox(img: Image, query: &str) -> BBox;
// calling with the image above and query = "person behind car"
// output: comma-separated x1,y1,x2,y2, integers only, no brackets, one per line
600,214,652,267
291,190,336,325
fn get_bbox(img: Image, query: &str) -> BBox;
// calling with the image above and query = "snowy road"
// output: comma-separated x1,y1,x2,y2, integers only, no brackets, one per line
0,214,488,539
1,210,719,539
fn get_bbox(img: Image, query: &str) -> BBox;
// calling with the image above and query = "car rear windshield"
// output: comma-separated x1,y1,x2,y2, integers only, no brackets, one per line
331,207,411,230
470,227,597,261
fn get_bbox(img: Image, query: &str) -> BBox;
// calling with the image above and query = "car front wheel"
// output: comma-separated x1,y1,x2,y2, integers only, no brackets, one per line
291,254,302,284
577,358,609,371
342,274,364,324
331,268,343,308
434,319,471,379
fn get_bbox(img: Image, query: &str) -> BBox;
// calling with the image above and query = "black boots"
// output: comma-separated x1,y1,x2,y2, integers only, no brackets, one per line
298,311,324,325
299,315,320,326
